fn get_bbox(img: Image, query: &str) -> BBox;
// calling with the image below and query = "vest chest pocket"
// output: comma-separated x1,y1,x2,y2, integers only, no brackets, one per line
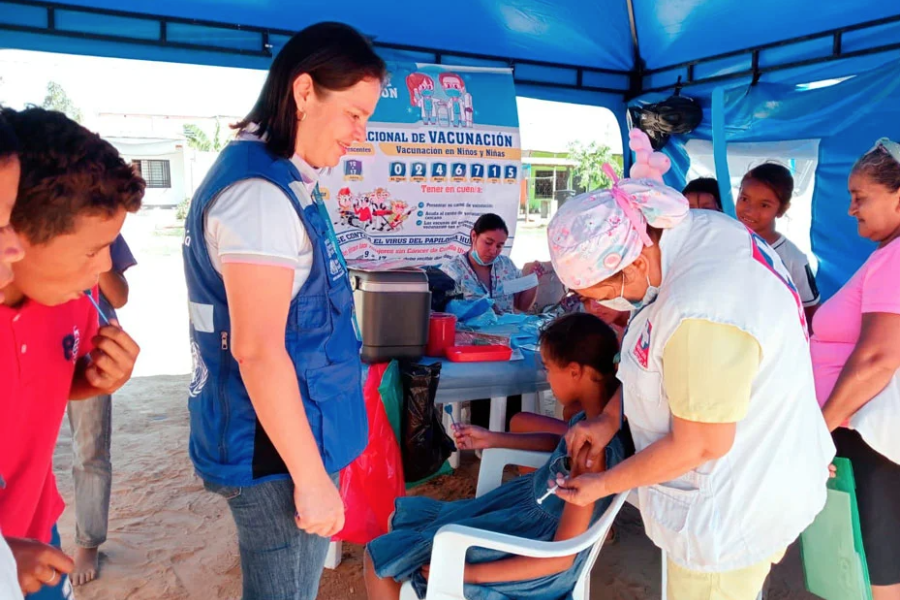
620,356,670,435
289,294,330,331
327,278,354,314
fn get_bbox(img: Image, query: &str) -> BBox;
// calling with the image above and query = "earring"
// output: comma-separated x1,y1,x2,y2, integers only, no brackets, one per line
298,111,307,122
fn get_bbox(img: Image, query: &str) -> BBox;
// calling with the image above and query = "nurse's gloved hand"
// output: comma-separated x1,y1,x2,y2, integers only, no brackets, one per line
565,415,617,471
294,472,345,538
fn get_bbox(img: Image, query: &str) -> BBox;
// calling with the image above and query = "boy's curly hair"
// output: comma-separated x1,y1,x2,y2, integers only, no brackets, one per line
2,106,144,244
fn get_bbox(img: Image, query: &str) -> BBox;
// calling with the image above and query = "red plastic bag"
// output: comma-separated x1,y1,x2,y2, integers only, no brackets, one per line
334,363,406,544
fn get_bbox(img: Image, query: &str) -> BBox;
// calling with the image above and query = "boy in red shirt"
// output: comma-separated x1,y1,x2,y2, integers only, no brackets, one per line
0,107,143,600
0,95,33,600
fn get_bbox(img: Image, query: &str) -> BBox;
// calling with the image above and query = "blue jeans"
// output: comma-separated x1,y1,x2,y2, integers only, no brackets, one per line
26,526,74,600
205,476,338,600
67,395,112,548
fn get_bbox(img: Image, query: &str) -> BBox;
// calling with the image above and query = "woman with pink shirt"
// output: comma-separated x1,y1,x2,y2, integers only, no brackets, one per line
812,138,900,600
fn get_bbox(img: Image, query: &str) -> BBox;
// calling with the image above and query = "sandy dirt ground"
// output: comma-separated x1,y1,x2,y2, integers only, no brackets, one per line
50,210,817,599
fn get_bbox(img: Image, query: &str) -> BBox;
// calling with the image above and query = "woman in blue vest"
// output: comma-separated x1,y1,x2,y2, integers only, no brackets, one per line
182,22,385,600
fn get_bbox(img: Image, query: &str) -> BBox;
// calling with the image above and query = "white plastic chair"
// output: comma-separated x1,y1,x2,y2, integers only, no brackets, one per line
399,448,629,600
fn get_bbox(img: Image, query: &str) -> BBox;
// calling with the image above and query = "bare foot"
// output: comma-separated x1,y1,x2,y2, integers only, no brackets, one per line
72,547,100,586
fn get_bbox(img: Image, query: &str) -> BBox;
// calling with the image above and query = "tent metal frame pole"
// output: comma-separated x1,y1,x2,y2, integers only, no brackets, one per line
640,12,900,94
0,0,633,95
7,0,898,100
646,12,900,75
642,40,900,94
624,0,644,98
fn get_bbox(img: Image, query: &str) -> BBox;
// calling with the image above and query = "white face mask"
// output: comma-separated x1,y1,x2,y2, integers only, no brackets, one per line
597,294,637,313
596,272,659,312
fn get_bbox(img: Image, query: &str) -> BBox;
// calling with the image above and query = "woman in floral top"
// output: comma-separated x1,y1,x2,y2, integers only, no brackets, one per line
441,213,537,313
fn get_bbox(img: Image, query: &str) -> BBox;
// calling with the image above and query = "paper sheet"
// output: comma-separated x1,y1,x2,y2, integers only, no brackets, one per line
500,273,539,295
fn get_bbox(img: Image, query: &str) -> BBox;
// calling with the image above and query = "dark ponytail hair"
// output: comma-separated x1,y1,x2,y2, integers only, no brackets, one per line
742,163,794,208
472,213,509,236
539,312,620,377
236,22,386,158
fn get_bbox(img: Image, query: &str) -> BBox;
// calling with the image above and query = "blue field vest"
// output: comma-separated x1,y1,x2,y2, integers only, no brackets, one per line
182,140,367,487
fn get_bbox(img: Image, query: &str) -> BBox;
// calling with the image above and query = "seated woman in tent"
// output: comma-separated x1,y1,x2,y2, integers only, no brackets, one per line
441,213,538,313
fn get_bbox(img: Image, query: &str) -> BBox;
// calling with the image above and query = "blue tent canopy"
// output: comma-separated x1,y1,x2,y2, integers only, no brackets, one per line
3,0,900,294
634,59,900,299
4,0,899,100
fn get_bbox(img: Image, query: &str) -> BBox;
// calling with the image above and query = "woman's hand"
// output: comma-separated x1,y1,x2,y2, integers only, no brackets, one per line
522,261,546,279
553,472,609,507
565,414,617,472
293,470,345,538
555,441,609,505
452,423,495,450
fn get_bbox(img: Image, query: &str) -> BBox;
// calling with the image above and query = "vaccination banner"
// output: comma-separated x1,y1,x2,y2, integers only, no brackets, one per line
317,63,520,266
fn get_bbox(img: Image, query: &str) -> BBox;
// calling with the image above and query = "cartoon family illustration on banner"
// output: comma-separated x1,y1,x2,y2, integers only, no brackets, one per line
336,187,413,232
406,71,474,128
317,62,520,264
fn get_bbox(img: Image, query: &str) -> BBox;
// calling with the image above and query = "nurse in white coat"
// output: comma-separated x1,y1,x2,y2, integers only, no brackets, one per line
546,142,834,600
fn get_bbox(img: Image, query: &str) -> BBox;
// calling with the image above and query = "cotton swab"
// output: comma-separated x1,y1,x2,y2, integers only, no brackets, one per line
83,290,110,325
444,404,458,427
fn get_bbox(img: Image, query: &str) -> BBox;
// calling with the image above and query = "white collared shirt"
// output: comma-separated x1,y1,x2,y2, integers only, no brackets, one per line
204,129,316,298
771,235,820,307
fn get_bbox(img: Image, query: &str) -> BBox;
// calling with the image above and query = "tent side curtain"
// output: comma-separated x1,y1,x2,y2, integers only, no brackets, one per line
633,59,900,300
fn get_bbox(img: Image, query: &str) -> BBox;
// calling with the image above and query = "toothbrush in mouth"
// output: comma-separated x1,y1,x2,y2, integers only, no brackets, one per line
83,290,110,325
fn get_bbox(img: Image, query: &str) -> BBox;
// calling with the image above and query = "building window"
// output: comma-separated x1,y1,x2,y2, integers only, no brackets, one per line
556,169,570,192
534,169,555,199
132,159,171,189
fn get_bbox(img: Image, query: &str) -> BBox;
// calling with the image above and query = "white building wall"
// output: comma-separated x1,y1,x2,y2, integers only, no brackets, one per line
128,150,185,207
